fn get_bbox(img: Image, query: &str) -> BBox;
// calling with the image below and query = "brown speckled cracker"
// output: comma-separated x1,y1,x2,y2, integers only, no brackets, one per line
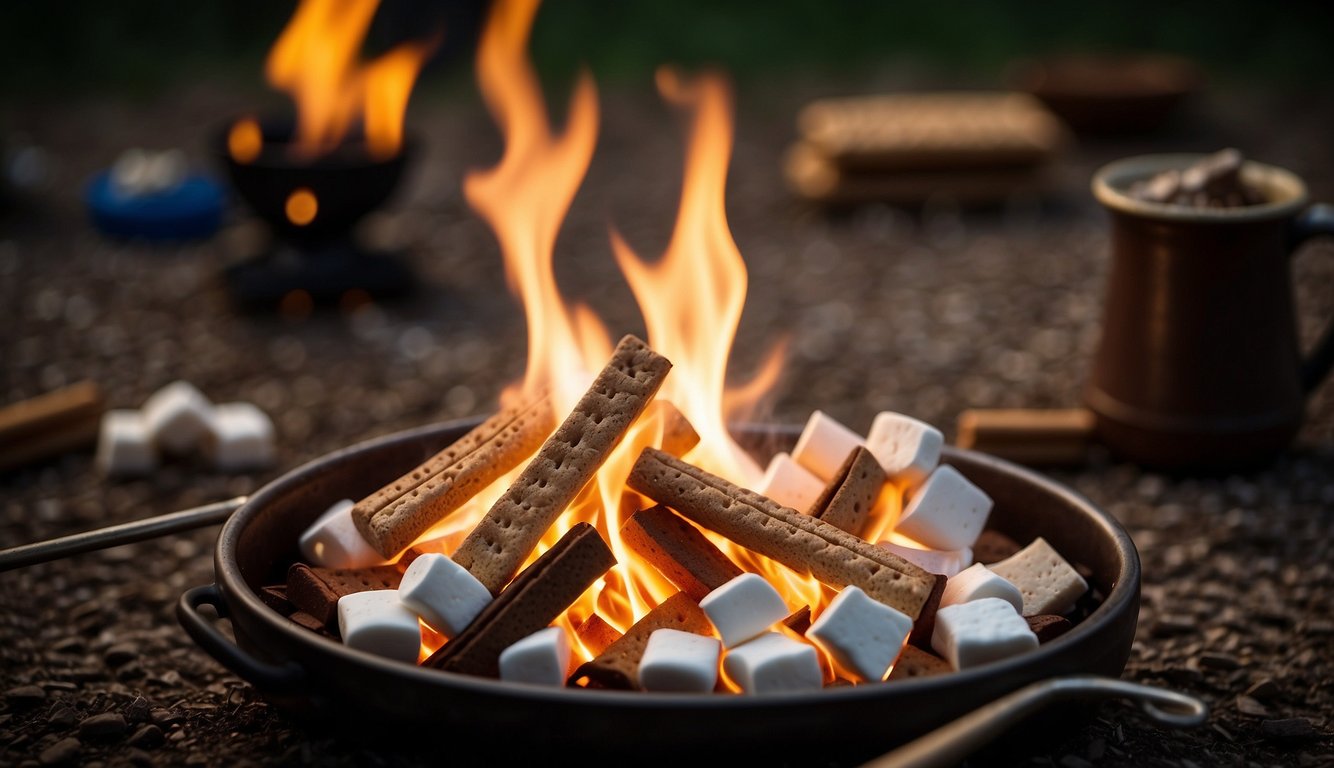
351,391,556,559
575,614,622,657
285,564,403,628
424,522,615,678
643,399,700,458
989,536,1089,617
807,445,886,538
568,591,713,690
887,644,951,681
621,504,743,602
627,447,943,621
452,334,672,595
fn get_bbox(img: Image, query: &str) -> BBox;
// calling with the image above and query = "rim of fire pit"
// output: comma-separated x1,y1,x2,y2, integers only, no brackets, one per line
217,115,420,173
213,416,1139,706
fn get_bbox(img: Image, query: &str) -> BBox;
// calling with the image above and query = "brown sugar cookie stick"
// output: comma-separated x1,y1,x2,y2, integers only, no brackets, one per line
621,504,744,602
627,447,943,621
351,391,557,559
807,446,886,538
568,591,714,690
644,399,700,458
424,522,615,678
452,334,673,595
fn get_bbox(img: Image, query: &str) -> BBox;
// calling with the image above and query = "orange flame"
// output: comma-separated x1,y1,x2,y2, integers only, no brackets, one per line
263,0,436,159
416,0,810,666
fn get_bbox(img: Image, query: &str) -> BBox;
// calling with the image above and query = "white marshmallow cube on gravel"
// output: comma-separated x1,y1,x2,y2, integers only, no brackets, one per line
639,628,722,693
723,632,823,694
931,597,1038,671
756,451,827,512
95,409,158,477
989,537,1089,617
865,411,943,491
205,402,276,472
141,380,214,455
298,499,385,570
337,590,423,663
498,626,571,686
939,562,1024,612
894,464,993,551
790,410,865,483
878,535,972,577
806,586,914,682
397,553,493,638
700,573,791,649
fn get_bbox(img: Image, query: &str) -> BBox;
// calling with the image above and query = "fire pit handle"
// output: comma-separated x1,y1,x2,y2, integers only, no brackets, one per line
858,675,1207,768
178,584,307,694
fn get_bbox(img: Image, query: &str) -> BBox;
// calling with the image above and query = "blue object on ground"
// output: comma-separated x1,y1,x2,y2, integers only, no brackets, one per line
84,170,226,241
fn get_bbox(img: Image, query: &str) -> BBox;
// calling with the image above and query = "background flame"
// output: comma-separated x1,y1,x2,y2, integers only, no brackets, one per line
264,0,436,159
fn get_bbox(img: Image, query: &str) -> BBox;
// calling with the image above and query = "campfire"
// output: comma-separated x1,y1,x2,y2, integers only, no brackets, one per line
268,0,1093,692
217,0,438,311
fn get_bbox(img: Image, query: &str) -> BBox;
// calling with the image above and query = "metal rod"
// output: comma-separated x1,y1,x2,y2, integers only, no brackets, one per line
859,675,1208,768
0,496,248,572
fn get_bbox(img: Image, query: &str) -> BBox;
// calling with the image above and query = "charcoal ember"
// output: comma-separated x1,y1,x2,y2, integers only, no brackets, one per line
1128,148,1267,207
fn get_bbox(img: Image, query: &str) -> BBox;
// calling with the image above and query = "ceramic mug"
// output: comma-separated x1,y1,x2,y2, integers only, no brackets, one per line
1087,154,1334,471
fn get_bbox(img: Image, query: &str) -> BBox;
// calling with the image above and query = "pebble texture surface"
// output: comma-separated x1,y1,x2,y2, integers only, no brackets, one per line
2,77,1332,767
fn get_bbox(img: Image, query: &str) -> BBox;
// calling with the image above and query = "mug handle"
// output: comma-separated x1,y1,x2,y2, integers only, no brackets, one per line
1289,203,1334,392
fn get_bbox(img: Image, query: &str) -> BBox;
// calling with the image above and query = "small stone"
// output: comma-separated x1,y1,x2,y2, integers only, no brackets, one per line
126,724,163,749
148,708,182,728
1260,717,1321,741
38,737,80,766
47,706,78,727
1151,615,1196,637
102,643,137,668
1235,695,1269,717
5,685,47,707
1245,678,1281,700
123,696,150,724
50,638,84,655
125,749,154,767
78,712,128,740
1159,665,1204,686
1059,755,1093,768
1198,652,1240,670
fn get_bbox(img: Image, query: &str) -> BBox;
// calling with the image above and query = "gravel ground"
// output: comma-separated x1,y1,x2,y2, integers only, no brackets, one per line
1,74,1332,768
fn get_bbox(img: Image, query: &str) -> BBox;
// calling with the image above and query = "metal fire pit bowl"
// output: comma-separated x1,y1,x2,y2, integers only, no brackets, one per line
178,418,1141,766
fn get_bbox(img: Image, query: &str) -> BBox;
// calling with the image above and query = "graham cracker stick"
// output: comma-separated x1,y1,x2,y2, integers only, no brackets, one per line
807,446,886,538
575,614,622,657
627,447,944,621
621,504,744,602
644,399,700,457
887,645,951,681
452,334,672,595
351,391,557,559
568,591,713,690
424,522,615,678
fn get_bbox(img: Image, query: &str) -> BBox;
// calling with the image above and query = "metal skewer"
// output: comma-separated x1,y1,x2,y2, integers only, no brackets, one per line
0,496,248,572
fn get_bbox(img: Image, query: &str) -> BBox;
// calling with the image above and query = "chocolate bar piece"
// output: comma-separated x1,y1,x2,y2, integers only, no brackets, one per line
285,564,403,628
568,591,713,690
452,334,672,595
425,522,615,678
621,504,744,602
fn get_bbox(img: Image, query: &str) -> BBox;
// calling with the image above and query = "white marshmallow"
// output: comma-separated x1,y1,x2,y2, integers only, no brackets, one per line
894,465,992,551
141,381,214,455
756,451,826,512
700,573,791,649
790,410,865,483
397,553,493,638
94,409,158,477
806,586,913,682
877,535,972,577
931,597,1037,671
939,562,1024,612
639,628,722,693
337,590,422,663
723,632,823,694
866,411,943,491
989,537,1089,617
298,499,385,570
205,402,276,472
498,626,571,686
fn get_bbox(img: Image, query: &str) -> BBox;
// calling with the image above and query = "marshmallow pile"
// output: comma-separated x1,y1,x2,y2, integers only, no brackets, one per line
95,380,277,477
294,408,1090,691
